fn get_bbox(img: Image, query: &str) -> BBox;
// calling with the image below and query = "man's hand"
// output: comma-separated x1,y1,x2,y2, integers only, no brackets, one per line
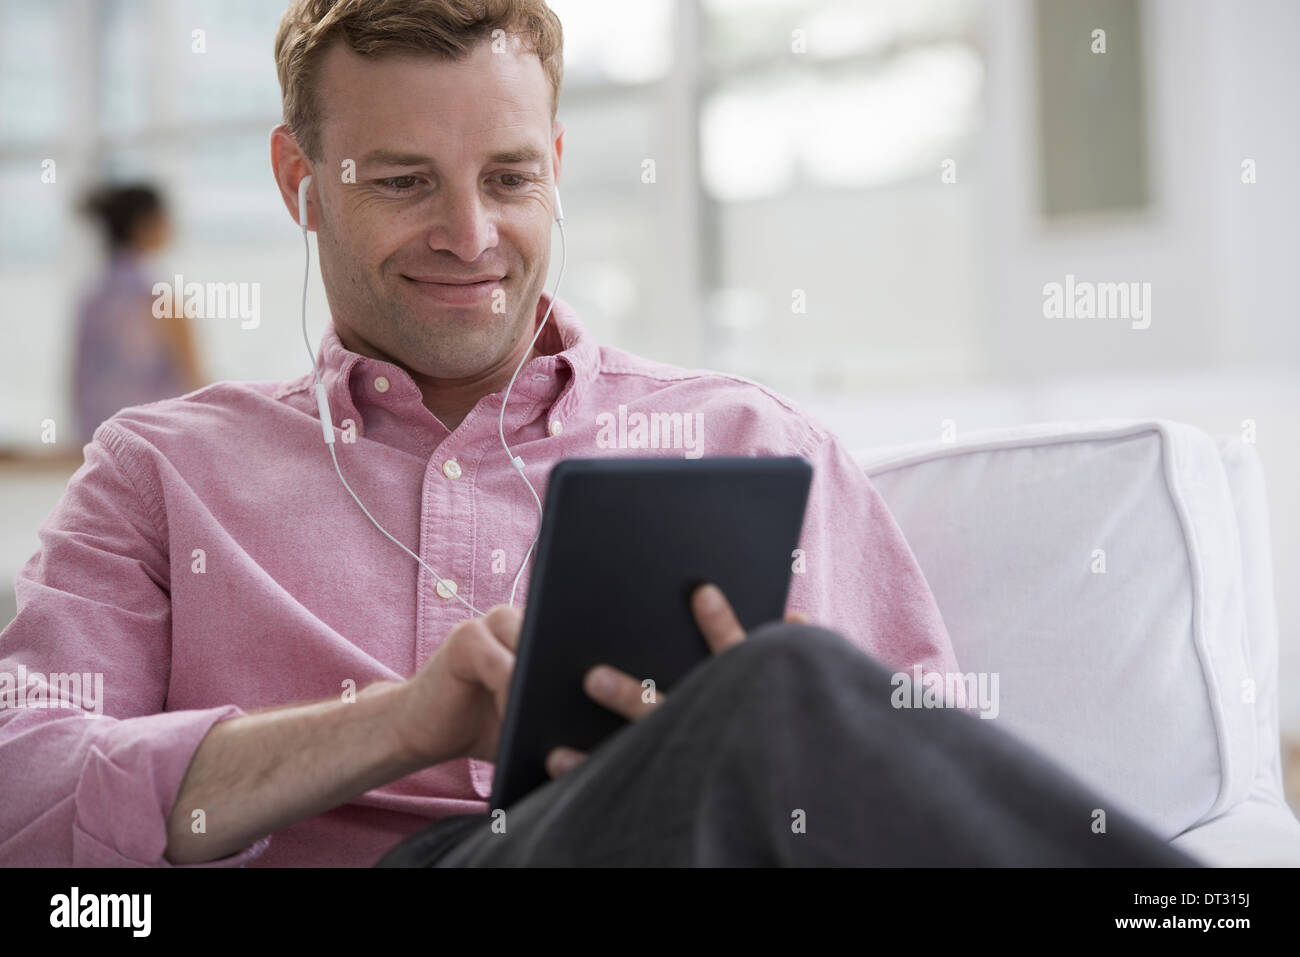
391,604,524,767
544,584,808,778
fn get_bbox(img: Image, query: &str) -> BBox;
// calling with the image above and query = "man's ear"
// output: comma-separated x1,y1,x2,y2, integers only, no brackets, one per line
269,124,315,230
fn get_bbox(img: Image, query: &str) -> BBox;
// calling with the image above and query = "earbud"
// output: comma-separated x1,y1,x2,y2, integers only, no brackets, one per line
553,185,564,225
298,174,313,228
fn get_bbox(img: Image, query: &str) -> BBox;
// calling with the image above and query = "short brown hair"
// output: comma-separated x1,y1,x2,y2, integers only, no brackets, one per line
275,0,564,161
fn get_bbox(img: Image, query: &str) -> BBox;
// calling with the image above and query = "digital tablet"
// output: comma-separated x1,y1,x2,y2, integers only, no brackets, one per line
488,455,813,811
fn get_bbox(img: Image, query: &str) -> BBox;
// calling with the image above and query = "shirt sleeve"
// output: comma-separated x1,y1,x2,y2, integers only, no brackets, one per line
785,432,971,709
0,427,271,866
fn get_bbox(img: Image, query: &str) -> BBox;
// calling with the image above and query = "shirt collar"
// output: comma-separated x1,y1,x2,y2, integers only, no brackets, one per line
310,290,600,437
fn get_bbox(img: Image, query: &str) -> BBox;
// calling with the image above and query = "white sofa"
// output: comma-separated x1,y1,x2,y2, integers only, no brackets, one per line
855,419,1300,867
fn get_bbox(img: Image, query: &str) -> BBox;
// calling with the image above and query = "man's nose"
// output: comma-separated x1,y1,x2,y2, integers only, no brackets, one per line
427,187,498,261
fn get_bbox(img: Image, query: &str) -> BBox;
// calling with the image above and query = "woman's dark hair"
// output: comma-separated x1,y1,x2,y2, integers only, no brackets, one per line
79,184,165,250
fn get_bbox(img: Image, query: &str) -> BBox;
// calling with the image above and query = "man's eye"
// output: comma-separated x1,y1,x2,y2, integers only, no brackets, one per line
373,174,532,193
377,176,420,192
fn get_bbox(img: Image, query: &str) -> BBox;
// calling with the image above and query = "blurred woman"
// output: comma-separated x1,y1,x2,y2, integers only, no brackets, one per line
72,184,204,444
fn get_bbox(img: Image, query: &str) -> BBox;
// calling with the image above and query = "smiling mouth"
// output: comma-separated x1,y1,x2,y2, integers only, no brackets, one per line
402,275,505,304
403,277,501,286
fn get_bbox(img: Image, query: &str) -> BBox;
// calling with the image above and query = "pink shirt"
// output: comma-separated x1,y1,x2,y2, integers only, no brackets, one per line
0,291,961,867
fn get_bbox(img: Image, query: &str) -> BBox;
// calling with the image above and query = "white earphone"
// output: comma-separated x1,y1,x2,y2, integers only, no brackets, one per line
296,172,568,617
298,173,312,228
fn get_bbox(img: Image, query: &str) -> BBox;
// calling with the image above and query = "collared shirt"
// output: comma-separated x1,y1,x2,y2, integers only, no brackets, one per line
0,291,962,867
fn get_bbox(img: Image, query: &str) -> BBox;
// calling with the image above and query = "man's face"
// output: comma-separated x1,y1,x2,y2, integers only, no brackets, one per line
310,37,561,381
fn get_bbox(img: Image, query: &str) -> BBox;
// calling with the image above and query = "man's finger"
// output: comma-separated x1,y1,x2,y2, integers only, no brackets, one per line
785,610,809,625
546,746,588,779
447,620,516,718
692,583,746,654
584,665,664,722
482,604,525,652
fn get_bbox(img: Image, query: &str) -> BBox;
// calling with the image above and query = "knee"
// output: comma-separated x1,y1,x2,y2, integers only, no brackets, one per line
721,620,869,682
691,622,891,746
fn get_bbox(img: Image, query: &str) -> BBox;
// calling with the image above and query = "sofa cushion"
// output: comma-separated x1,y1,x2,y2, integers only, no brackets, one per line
855,420,1257,839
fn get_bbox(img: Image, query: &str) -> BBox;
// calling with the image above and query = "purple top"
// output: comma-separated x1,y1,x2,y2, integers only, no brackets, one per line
72,251,187,443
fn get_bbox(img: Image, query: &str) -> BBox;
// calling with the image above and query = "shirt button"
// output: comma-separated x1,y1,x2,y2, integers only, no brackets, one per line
442,458,462,480
435,578,458,599
374,376,390,393
549,419,563,436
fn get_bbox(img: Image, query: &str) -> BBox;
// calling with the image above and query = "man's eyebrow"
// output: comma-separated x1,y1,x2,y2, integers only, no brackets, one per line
360,146,548,166
488,146,548,164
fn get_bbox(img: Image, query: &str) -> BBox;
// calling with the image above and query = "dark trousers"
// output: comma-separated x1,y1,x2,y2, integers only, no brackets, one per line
375,622,1203,867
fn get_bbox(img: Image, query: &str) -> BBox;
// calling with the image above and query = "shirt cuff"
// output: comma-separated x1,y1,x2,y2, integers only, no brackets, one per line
72,704,271,867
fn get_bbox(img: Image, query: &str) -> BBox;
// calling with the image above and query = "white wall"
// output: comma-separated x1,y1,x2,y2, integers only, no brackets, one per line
979,0,1299,381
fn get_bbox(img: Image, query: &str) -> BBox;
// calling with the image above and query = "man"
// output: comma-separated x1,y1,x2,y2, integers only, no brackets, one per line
0,0,1196,867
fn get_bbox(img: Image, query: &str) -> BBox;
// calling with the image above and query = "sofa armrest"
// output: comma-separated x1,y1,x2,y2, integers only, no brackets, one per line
1171,791,1300,867
855,419,1261,839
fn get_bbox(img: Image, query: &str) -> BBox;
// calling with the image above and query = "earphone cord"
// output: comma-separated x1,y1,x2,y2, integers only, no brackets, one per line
498,217,566,607
301,211,566,618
